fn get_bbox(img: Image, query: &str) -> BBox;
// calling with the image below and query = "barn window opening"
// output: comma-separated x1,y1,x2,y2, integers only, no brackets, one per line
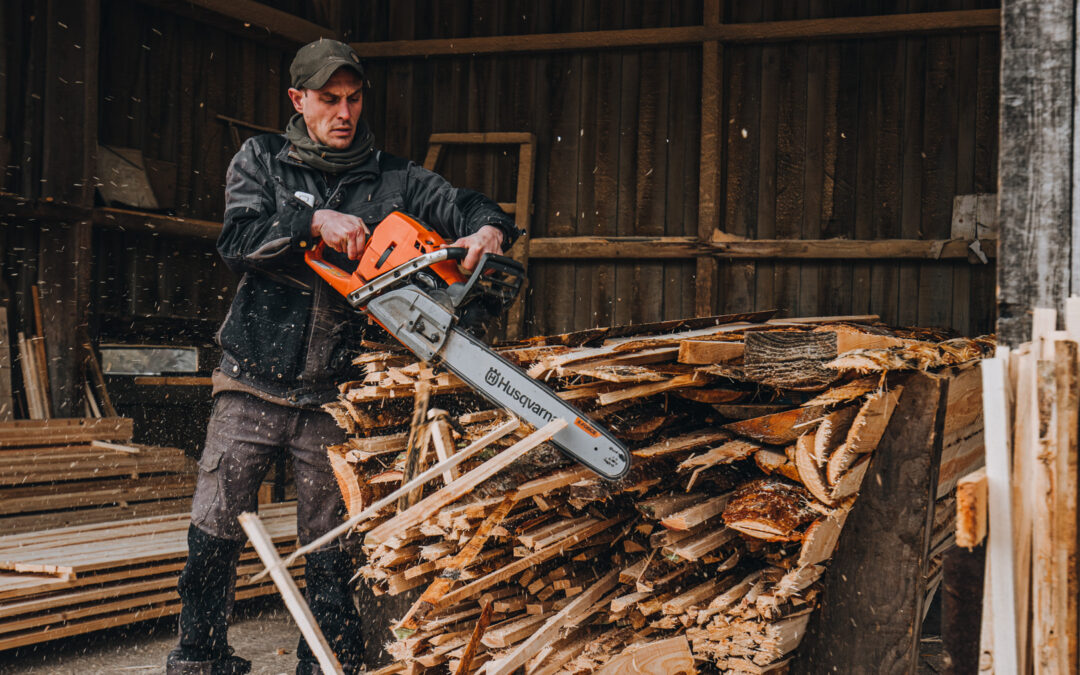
99,345,200,375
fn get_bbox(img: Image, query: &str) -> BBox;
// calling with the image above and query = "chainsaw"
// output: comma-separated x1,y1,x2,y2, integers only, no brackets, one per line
305,211,630,480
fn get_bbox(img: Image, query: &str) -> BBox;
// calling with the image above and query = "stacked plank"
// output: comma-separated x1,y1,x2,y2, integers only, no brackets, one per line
0,502,303,651
325,313,992,673
960,301,1080,674
0,417,196,534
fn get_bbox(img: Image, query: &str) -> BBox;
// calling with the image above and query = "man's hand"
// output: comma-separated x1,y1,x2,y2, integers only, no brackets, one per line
311,210,369,260
450,225,505,271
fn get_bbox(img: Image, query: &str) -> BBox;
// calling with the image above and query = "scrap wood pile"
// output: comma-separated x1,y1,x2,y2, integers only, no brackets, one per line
324,312,993,674
957,303,1080,673
0,502,303,651
0,417,196,534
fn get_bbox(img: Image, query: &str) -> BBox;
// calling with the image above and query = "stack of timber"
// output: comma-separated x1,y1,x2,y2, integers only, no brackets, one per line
323,313,992,673
959,301,1080,673
0,502,303,651
0,418,196,534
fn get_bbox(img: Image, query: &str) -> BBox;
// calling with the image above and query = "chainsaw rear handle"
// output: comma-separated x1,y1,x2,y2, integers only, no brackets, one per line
305,239,470,306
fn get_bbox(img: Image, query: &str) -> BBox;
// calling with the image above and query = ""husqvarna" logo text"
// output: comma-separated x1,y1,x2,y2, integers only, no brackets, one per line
484,367,556,423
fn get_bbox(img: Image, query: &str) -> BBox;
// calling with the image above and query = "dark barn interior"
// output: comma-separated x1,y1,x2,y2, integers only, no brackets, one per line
0,1,1039,673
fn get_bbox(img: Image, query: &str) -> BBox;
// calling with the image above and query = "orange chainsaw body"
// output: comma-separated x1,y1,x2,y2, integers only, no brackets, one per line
305,211,467,304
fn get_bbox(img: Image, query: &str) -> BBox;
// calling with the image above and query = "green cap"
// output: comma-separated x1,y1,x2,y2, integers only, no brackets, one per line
290,39,365,89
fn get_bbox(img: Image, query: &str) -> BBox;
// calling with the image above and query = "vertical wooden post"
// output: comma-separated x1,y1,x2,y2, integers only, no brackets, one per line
505,138,535,340
38,0,98,417
997,0,1073,345
695,0,722,317
796,371,950,673
0,305,12,421
0,0,9,179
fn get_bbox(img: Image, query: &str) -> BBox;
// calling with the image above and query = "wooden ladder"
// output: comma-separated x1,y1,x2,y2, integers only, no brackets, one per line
422,132,536,341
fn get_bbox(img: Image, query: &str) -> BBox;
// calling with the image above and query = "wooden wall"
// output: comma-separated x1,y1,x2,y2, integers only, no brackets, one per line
1,0,308,346
90,0,298,344
1,0,1001,357
353,0,1000,337
354,1,705,336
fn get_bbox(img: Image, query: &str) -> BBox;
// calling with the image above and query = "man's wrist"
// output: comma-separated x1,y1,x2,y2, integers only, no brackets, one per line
310,210,326,237
482,224,505,246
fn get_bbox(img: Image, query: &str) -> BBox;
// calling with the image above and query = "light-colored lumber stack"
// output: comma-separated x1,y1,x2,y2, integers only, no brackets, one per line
323,314,991,673
960,300,1080,674
0,502,303,651
0,417,196,534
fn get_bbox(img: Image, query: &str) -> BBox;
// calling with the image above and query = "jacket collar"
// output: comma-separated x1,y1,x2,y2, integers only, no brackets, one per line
274,133,381,180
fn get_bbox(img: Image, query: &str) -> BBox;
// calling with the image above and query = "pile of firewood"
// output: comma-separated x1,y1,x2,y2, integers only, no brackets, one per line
324,313,992,674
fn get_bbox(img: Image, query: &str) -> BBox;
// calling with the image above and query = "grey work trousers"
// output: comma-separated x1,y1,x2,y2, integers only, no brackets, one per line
190,391,346,546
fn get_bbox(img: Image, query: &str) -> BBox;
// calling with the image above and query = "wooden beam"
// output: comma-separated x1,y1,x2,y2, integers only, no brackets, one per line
0,193,223,239
708,238,997,260
0,417,133,448
132,376,213,387
136,0,337,45
979,353,1019,672
695,0,722,317
215,113,281,135
39,0,99,417
2,191,999,263
238,513,343,675
505,139,536,341
428,132,535,145
0,306,12,421
350,10,999,58
797,371,950,672
527,236,997,260
717,9,997,43
92,207,223,239
997,0,1073,345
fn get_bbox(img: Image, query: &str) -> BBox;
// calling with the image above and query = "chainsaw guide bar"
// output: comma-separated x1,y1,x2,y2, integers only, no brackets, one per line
306,212,632,480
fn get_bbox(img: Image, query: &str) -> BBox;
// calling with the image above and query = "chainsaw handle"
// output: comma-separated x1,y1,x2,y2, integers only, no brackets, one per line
441,246,468,261
304,240,366,298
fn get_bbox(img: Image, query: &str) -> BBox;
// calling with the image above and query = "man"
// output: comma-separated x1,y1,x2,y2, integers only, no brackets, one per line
166,39,518,675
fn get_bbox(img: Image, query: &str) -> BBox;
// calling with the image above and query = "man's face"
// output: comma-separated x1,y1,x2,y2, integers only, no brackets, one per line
288,69,364,150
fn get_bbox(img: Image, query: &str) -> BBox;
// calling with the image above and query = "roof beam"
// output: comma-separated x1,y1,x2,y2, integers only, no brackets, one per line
138,0,337,45
351,9,998,58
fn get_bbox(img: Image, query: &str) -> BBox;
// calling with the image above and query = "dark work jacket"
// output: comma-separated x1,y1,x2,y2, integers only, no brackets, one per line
216,133,518,407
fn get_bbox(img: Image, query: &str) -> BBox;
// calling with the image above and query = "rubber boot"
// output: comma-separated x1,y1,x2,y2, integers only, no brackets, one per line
166,524,251,675
296,548,364,675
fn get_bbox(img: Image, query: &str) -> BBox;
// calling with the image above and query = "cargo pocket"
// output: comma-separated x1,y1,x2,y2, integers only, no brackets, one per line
191,443,225,533
197,444,225,472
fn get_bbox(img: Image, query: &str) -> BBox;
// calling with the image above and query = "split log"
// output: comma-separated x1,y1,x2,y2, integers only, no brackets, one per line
825,387,903,484
722,479,818,542
742,331,839,390
677,339,744,365
724,406,827,445
593,636,695,675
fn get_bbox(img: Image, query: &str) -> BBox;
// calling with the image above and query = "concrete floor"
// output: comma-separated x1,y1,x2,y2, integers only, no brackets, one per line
0,597,302,675
0,596,952,674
